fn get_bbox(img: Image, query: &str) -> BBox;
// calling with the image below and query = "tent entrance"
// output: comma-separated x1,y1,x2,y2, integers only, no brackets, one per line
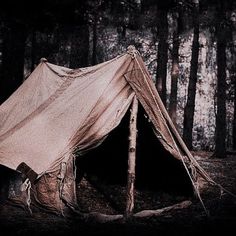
76,101,193,214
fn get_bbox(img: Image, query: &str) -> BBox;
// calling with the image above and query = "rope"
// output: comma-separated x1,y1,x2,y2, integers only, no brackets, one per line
58,161,67,216
20,178,32,214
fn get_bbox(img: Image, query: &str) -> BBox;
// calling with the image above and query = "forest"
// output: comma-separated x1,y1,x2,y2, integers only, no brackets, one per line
0,0,236,157
0,0,236,235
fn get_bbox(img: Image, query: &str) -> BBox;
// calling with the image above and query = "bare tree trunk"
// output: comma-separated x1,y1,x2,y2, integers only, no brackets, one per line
0,22,27,104
183,0,200,150
169,11,180,125
156,7,168,106
213,2,227,158
125,96,138,218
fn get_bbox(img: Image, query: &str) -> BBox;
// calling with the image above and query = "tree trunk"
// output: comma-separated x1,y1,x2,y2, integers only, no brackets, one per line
68,1,89,68
231,32,236,150
183,0,200,150
125,96,138,218
233,80,236,150
30,30,36,72
169,11,180,125
156,7,168,106
92,16,98,66
0,22,27,104
69,24,89,69
213,2,227,158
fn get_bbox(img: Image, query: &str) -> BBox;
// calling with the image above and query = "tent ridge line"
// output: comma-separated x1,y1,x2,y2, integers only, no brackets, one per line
44,53,127,78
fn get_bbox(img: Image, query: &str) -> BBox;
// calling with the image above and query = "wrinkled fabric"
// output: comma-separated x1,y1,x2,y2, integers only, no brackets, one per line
31,154,77,215
0,51,203,179
0,50,215,215
0,54,135,175
124,59,183,160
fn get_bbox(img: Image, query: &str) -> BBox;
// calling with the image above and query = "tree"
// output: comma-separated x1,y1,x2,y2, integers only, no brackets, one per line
233,72,236,150
169,9,180,124
88,0,106,66
183,0,200,150
229,7,236,150
213,1,228,158
69,2,89,68
69,26,89,68
30,30,36,72
92,15,98,66
156,4,169,106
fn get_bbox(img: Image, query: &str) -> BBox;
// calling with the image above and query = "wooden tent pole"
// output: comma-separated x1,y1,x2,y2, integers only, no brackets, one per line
125,95,138,218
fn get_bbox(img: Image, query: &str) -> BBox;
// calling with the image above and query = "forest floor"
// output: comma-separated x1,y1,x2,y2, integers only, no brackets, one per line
0,151,236,236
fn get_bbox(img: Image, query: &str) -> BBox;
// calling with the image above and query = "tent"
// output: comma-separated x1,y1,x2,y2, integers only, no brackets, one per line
0,46,222,216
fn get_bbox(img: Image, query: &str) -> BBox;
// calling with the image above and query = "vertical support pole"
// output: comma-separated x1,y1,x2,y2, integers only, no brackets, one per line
125,95,138,218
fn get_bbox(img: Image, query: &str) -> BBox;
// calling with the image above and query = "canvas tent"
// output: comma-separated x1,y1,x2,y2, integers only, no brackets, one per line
0,46,222,216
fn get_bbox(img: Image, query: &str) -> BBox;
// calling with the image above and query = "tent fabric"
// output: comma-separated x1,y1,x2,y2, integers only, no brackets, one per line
30,154,77,214
7,153,77,215
0,54,135,175
0,47,222,214
124,65,183,161
0,47,213,193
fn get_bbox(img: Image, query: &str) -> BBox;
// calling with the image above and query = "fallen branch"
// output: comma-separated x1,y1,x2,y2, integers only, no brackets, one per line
133,200,192,218
71,200,192,222
78,211,123,223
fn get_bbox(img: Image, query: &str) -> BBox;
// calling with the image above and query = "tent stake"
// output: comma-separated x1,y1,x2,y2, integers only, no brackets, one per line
125,95,138,218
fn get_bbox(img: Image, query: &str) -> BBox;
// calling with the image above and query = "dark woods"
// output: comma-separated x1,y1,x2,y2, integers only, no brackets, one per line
0,0,236,157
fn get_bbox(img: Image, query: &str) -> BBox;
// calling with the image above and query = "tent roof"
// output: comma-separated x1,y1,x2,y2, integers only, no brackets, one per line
0,47,213,190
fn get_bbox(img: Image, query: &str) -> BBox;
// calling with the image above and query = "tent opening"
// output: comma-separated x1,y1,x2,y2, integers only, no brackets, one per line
77,104,193,197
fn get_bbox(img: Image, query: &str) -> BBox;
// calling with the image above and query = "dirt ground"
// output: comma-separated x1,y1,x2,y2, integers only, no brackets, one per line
0,151,236,236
